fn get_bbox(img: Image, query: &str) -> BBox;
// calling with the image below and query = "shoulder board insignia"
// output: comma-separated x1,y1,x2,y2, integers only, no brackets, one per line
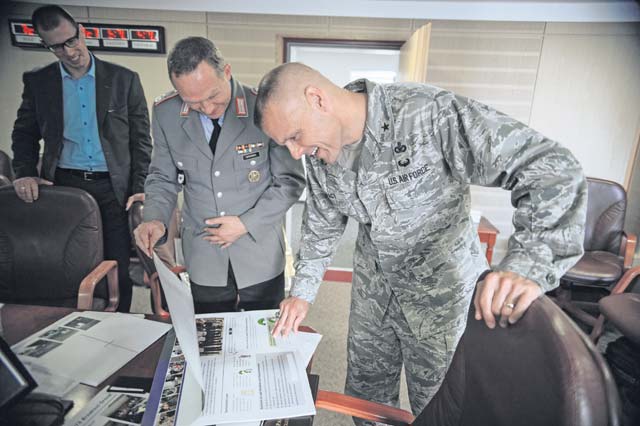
250,87,259,96
154,90,179,106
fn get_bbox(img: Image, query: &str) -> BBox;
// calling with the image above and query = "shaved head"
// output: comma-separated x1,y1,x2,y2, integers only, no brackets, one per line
255,62,368,164
254,62,331,130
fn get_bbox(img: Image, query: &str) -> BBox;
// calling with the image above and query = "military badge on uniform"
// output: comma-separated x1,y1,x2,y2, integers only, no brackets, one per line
248,170,261,183
394,142,406,153
243,152,260,160
235,142,264,154
394,141,410,167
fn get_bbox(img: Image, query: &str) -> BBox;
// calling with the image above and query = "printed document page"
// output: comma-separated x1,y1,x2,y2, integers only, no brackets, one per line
193,311,316,425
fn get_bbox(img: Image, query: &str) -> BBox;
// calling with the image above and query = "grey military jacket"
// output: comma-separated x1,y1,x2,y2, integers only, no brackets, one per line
144,79,305,288
291,79,586,338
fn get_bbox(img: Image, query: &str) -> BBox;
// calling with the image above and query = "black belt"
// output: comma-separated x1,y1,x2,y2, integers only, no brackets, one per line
57,168,110,181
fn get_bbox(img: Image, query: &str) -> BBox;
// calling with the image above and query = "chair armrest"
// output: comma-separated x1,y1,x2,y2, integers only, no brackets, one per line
620,232,637,269
146,271,170,318
590,265,640,341
610,265,640,295
316,390,415,426
78,260,119,311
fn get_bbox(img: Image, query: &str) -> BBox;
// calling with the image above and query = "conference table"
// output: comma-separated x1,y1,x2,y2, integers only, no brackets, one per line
2,304,168,420
1,304,317,425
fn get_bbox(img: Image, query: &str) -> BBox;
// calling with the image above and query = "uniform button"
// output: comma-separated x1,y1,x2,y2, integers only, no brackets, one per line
177,161,183,168
250,160,256,166
220,211,226,216
217,192,222,198
546,273,555,283
214,171,220,177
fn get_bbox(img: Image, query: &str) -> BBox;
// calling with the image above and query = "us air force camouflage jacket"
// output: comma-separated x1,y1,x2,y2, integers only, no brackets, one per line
291,79,586,338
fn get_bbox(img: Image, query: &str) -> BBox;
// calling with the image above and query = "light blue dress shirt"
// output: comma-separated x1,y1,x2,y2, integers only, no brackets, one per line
58,55,108,171
199,110,225,142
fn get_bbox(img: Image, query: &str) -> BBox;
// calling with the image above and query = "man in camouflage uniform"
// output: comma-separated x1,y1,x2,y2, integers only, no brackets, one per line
253,63,587,423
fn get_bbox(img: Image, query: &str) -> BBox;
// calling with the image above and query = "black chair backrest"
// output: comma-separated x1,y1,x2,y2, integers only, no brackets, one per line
0,150,12,181
584,177,626,253
0,186,107,307
415,296,621,426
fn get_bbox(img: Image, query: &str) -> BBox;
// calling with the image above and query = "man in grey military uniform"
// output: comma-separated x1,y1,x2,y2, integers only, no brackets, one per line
254,63,587,423
134,38,305,313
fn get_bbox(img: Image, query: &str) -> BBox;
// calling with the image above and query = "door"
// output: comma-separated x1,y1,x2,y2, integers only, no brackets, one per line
398,23,431,83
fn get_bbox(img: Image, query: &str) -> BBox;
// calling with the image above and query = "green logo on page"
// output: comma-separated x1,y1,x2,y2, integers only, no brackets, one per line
257,317,277,326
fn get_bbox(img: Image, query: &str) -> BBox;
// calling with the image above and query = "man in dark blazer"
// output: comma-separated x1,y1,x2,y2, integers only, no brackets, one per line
11,5,152,312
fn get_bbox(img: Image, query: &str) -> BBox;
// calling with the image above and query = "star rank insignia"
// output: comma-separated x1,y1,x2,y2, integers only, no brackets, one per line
382,122,390,131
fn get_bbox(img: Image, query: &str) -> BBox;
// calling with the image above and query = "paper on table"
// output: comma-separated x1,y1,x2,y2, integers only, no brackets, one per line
152,254,204,390
12,311,171,388
66,385,149,426
274,330,322,368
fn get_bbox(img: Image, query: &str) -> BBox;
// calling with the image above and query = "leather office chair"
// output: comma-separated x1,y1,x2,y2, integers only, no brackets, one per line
599,293,640,426
0,186,118,310
0,175,11,187
0,149,14,187
600,293,640,347
0,149,13,181
128,200,180,317
554,177,640,341
316,296,621,426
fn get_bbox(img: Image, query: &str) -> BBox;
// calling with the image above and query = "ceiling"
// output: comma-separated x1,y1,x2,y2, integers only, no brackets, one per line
14,0,640,22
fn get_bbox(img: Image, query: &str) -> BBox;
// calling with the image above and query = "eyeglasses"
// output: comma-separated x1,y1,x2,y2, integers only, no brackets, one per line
44,26,80,53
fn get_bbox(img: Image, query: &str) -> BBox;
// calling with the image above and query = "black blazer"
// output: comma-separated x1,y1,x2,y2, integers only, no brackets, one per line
11,56,152,206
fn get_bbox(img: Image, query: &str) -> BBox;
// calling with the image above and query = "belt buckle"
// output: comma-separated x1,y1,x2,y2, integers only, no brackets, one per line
82,171,94,181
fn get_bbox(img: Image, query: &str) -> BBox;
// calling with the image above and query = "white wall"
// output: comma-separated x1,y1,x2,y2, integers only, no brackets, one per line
530,23,640,184
426,21,640,262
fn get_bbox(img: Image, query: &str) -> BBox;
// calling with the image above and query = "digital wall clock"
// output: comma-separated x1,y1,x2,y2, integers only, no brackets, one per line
9,19,166,54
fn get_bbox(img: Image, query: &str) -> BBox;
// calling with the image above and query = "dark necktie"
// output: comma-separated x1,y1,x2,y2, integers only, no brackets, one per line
209,118,221,155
